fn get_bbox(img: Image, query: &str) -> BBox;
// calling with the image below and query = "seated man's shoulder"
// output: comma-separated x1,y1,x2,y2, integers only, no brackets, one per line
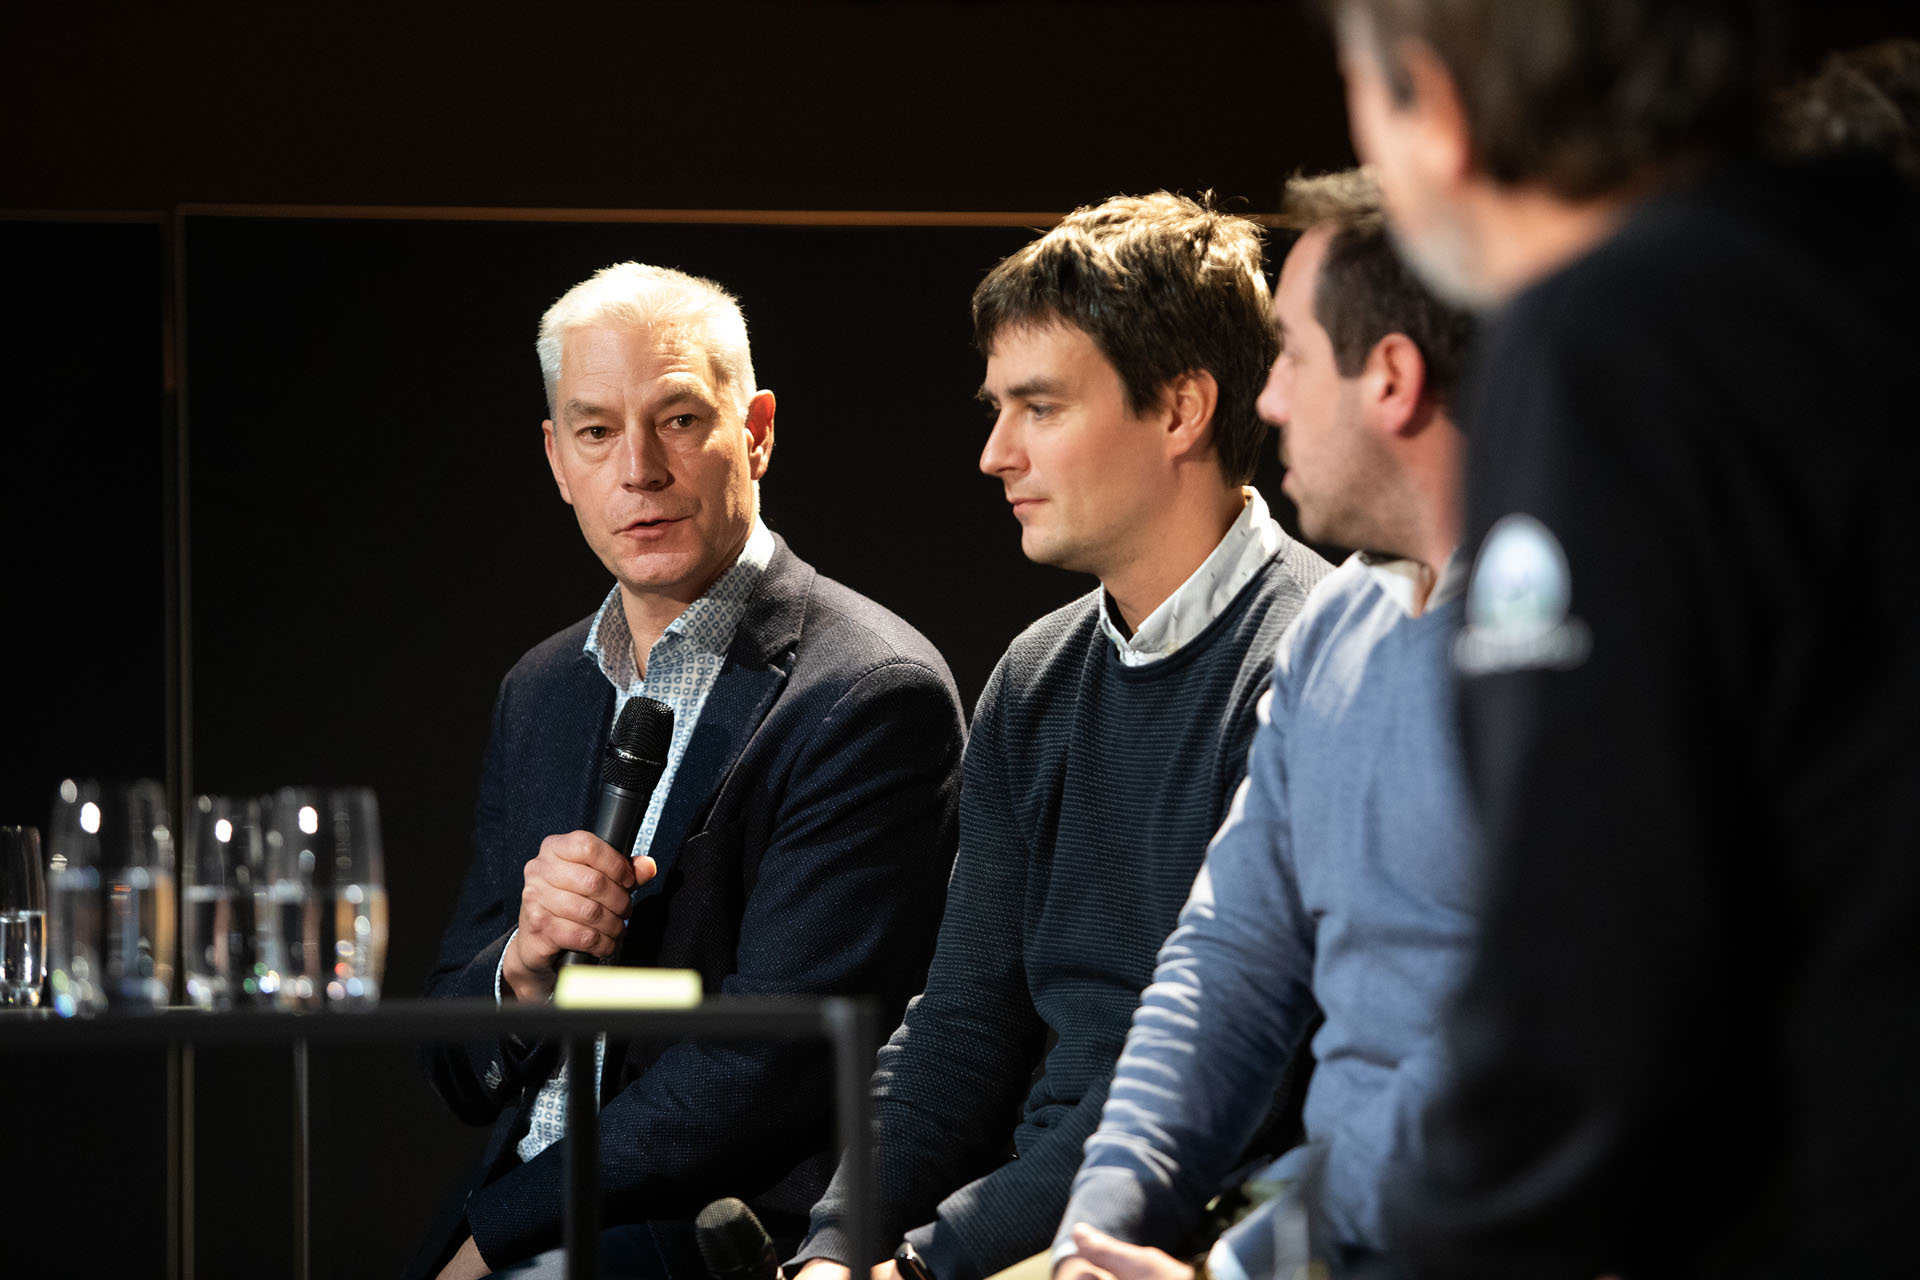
1264,531,1337,617
989,588,1106,698
1008,587,1105,657
791,565,960,700
1296,554,1386,632
500,613,598,688
983,548,1331,707
1293,554,1438,653
1187,536,1337,674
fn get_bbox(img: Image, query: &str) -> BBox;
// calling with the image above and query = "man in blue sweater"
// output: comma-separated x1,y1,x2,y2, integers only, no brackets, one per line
793,193,1331,1280
1054,170,1477,1280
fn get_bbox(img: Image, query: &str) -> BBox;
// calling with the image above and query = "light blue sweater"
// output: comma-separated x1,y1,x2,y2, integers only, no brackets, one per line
1056,554,1479,1263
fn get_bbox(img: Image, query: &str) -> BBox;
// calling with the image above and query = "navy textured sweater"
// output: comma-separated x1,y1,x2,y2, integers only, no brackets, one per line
798,543,1329,1280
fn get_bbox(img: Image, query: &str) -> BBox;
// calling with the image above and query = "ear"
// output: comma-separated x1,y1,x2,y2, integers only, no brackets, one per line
542,419,574,505
1160,369,1220,462
1361,333,1429,436
744,390,776,481
1397,36,1474,189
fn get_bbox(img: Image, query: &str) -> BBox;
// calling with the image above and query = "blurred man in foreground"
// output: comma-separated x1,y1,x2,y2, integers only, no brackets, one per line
1325,2,1920,1276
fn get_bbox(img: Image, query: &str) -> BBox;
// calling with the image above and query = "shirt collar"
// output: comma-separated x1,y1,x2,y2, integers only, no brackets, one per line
583,517,776,689
1098,488,1284,667
1358,546,1466,617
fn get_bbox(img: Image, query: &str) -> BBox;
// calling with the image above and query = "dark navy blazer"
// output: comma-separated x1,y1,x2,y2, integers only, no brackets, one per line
411,537,964,1275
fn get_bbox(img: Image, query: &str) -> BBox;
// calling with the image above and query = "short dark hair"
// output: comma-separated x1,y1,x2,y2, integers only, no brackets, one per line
1278,168,1476,402
1328,0,1783,199
1774,38,1920,189
972,191,1277,486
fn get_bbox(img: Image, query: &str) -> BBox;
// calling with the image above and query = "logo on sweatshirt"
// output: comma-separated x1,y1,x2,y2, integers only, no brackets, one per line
1454,513,1592,675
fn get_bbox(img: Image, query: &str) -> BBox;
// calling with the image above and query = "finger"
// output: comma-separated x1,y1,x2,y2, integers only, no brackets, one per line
528,851,637,919
543,830,639,889
1055,1259,1115,1280
1071,1231,1188,1280
507,922,568,975
1071,1227,1147,1270
529,885,628,938
633,854,657,886
518,877,630,955
519,894,622,958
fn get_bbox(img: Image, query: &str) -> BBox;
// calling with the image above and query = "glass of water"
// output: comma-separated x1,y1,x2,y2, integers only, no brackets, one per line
46,778,106,1017
96,781,176,1011
321,787,386,1008
0,826,48,1007
261,787,323,1009
184,795,269,1010
261,786,386,1009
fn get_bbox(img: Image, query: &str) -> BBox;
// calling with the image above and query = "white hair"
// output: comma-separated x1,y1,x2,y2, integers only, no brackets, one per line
537,262,757,416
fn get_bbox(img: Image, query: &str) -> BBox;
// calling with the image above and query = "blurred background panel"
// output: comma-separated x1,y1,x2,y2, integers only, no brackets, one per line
0,2,1352,215
0,219,169,825
0,217,172,1272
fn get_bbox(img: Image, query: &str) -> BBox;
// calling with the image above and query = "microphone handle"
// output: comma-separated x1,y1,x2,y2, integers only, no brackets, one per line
558,778,654,969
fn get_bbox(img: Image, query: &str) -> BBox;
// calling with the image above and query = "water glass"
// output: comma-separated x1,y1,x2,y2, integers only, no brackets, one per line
97,780,177,1011
184,795,270,1010
0,826,47,1007
46,778,106,1017
320,787,387,1007
261,786,386,1009
261,786,321,1008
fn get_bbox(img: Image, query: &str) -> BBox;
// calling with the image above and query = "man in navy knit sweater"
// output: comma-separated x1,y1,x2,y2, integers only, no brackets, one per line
1052,170,1477,1280
793,194,1331,1280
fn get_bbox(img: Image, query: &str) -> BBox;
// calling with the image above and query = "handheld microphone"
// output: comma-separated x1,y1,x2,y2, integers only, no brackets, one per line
559,695,674,968
695,1197,786,1280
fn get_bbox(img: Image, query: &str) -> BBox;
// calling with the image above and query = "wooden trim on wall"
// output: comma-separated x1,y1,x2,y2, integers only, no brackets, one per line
7,204,1294,229
0,209,169,223
174,204,1068,227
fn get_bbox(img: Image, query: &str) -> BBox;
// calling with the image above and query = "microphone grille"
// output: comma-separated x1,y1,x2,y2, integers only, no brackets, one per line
603,696,673,791
694,1197,778,1279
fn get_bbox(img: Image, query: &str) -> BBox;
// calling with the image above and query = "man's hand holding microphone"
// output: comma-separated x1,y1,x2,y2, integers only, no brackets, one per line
500,695,674,1003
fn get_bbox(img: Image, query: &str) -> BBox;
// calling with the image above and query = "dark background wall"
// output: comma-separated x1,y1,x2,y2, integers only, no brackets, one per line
0,2,1358,215
2,2,1911,1277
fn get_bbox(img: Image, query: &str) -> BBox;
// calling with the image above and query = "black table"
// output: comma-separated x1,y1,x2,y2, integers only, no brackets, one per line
2,997,881,1280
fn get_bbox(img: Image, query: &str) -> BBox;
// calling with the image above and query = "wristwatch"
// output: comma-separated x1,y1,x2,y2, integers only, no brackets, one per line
894,1240,935,1280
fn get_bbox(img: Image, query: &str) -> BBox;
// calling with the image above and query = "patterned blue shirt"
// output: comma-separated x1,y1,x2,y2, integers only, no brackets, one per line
510,517,776,1162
